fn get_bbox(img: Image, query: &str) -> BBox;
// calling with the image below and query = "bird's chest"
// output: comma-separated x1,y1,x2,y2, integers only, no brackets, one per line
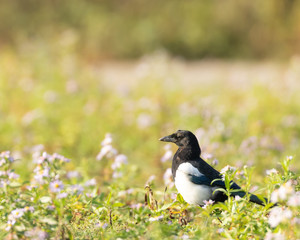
174,163,213,205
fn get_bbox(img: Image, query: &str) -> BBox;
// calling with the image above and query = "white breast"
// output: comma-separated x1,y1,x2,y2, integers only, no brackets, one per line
175,162,213,205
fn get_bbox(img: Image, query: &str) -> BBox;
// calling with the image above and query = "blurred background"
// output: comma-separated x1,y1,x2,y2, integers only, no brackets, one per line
1,0,300,185
1,0,300,59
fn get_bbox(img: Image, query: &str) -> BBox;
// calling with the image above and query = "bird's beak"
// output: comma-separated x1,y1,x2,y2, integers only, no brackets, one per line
159,134,175,143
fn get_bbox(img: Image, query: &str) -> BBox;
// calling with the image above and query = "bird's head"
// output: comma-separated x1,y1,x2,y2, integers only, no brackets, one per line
159,130,200,150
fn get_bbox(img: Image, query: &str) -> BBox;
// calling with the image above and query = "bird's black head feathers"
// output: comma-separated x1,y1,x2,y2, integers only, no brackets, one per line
159,130,201,155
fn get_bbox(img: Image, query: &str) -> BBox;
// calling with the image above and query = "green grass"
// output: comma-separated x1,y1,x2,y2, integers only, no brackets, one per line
0,48,299,239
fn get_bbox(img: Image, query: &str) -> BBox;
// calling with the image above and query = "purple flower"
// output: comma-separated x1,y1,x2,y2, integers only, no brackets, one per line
85,178,97,187
57,192,68,199
49,180,64,193
202,200,215,209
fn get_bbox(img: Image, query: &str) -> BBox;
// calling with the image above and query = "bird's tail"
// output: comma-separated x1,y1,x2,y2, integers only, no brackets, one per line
233,190,276,207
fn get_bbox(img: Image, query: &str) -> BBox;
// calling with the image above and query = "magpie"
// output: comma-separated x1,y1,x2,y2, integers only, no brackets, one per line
159,130,271,206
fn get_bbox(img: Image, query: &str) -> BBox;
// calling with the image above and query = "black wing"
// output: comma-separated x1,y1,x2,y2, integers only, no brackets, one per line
188,174,226,188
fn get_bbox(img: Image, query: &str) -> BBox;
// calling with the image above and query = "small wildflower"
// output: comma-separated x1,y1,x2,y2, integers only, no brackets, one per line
101,133,113,146
49,180,64,193
266,168,278,175
264,232,285,240
130,203,143,210
70,184,84,194
202,152,213,160
220,165,236,174
5,219,16,231
7,171,20,179
112,171,123,179
163,168,174,188
146,175,156,185
96,145,117,161
136,113,154,129
25,227,48,240
160,144,173,162
182,235,189,239
111,154,128,169
235,195,242,201
11,208,24,219
212,158,219,166
149,215,164,222
217,228,225,233
66,171,81,179
202,199,215,209
85,178,97,187
271,181,294,202
0,158,6,167
57,192,68,199
288,192,300,206
268,207,292,227
24,206,34,212
102,223,109,229
47,205,55,211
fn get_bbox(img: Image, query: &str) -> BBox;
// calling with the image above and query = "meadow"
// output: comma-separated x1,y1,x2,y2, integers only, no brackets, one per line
0,44,300,239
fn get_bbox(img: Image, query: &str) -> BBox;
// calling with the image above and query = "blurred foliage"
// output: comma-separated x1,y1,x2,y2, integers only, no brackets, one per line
0,0,299,59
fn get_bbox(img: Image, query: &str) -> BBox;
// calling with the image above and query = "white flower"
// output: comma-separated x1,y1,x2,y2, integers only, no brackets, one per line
146,175,156,185
264,232,285,240
202,152,213,160
57,192,68,199
220,165,236,175
202,199,215,209
161,144,173,162
8,171,20,179
49,180,64,193
149,215,164,222
163,168,174,188
111,154,128,169
23,206,34,212
136,113,154,129
96,145,117,161
25,227,48,240
112,171,123,179
271,181,294,202
70,184,84,194
101,133,113,146
85,178,97,187
0,158,6,167
266,168,278,175
288,192,300,206
217,228,225,233
5,219,16,231
268,207,292,227
11,208,24,219
66,171,81,179
0,179,10,188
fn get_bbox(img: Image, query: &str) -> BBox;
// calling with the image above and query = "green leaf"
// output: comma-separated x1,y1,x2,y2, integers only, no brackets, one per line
112,202,125,208
158,202,174,211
